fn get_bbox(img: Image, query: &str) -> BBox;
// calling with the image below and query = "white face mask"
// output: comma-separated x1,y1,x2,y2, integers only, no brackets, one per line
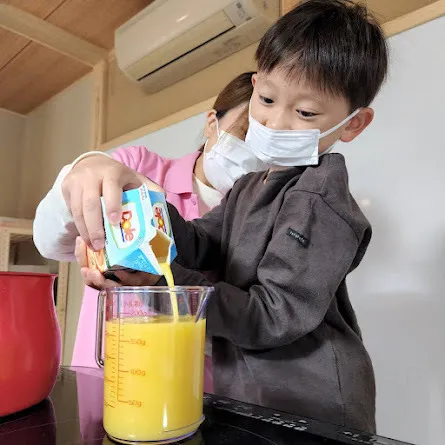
245,102,360,167
203,119,267,195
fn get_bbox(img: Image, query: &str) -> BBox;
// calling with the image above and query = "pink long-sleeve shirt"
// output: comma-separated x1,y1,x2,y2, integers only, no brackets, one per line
71,147,216,385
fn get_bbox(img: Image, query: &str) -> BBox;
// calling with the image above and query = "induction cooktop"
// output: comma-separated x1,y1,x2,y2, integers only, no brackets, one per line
0,368,414,445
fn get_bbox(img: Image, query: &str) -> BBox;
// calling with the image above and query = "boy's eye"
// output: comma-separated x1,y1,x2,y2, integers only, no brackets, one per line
297,110,317,118
259,95,274,105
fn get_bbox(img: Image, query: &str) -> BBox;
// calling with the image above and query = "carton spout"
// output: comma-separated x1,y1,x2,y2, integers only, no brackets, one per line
149,230,173,264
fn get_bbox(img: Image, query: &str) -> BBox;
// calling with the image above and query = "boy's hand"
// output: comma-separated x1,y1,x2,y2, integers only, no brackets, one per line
75,237,161,290
62,155,164,251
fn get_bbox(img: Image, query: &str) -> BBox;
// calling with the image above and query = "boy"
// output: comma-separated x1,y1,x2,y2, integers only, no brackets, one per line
153,0,388,433
75,0,388,433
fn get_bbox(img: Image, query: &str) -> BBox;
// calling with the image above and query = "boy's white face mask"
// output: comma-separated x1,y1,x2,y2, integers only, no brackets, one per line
245,102,360,167
203,120,268,195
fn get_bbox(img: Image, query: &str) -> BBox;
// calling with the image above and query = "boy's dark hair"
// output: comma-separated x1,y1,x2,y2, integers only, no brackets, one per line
255,0,388,110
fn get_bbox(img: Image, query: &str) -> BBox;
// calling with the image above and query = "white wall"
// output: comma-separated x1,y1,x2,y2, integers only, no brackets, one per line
108,112,206,158
19,74,93,219
341,16,445,445
20,73,94,366
0,109,25,217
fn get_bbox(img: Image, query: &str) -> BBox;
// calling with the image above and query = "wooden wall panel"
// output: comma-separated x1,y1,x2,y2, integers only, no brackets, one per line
367,0,437,22
281,0,301,15
383,0,445,36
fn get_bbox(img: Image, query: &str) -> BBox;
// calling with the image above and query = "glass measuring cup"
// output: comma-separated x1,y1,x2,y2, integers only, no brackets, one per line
96,286,213,444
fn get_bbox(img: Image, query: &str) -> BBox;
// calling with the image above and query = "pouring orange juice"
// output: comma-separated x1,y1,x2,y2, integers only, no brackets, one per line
87,184,180,321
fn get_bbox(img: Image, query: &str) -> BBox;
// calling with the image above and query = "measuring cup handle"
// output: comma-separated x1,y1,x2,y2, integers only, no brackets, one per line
95,289,106,368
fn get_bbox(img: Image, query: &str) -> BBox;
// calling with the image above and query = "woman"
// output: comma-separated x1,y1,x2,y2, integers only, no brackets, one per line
34,71,265,393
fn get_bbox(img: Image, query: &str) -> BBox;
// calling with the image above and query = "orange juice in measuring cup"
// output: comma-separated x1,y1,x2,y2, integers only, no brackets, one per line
96,286,213,444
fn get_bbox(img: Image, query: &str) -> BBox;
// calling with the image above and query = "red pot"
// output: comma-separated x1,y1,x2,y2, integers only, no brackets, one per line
0,272,61,417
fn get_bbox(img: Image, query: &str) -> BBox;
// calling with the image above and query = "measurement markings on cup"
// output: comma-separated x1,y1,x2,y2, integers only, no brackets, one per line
115,316,144,408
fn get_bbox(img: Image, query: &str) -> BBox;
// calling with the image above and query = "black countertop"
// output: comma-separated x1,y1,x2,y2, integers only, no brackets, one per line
0,367,414,445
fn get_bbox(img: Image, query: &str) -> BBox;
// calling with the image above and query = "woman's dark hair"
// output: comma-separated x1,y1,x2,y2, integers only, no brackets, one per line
213,71,255,119
199,71,255,151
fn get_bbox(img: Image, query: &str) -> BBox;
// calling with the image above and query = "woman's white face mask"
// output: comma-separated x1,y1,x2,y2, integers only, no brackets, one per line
203,119,268,195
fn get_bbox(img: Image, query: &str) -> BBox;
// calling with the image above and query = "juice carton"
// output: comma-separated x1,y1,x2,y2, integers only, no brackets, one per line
87,184,177,277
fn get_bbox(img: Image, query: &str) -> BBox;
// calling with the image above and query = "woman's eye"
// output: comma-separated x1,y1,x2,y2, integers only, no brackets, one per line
259,95,274,105
297,110,316,118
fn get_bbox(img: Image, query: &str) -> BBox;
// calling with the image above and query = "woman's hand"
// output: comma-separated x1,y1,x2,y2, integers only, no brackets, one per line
75,237,161,290
62,155,164,251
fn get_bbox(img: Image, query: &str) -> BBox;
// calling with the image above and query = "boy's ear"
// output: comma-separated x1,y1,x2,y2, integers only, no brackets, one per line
340,108,374,143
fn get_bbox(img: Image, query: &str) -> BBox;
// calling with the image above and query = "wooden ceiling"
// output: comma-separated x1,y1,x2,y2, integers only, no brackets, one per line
0,0,153,114
0,0,438,115
364,0,437,21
